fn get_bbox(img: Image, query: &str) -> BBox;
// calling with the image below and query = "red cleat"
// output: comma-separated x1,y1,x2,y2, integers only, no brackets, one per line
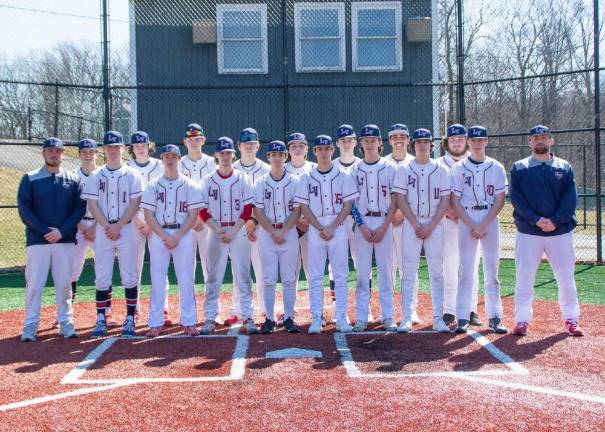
513,321,529,336
224,315,241,326
163,309,173,326
564,319,584,336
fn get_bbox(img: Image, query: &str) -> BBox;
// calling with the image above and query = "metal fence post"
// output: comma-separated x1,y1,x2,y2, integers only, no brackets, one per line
101,0,111,131
53,81,59,137
593,0,602,264
456,0,465,124
27,106,32,142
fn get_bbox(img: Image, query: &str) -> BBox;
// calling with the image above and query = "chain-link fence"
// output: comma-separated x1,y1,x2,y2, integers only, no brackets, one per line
0,0,603,269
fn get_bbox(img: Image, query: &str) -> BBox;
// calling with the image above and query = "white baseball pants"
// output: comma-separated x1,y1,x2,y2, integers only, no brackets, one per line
393,221,420,316
71,221,94,283
135,228,169,310
93,223,138,290
514,231,580,323
192,226,209,283
231,232,265,317
296,231,310,290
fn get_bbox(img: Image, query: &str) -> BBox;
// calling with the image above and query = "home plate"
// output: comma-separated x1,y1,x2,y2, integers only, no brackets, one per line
265,348,323,359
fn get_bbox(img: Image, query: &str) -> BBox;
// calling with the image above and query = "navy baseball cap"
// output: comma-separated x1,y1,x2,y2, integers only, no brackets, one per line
78,138,97,150
159,144,181,157
336,124,355,139
267,140,287,154
447,124,467,137
239,127,259,143
131,131,150,144
529,125,550,136
216,137,236,152
43,137,64,149
287,132,307,145
313,135,334,147
184,123,204,138
360,124,381,139
103,130,124,145
412,128,432,141
468,125,488,139
388,124,410,137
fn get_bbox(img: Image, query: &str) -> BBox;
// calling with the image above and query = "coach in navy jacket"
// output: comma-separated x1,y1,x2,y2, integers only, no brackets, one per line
17,137,85,342
509,125,582,337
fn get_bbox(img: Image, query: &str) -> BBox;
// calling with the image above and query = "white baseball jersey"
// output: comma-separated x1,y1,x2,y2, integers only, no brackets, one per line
127,157,163,186
451,156,508,207
285,160,316,177
234,158,271,184
350,158,397,215
73,167,99,219
140,174,204,225
179,154,216,184
385,152,414,167
393,159,451,219
201,170,254,223
82,164,143,221
294,165,359,216
332,157,361,174
254,172,298,224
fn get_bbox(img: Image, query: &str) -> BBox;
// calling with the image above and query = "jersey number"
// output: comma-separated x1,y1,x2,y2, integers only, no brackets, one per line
433,188,440,199
234,199,240,212
381,185,388,197
123,192,127,203
486,185,494,196
335,193,343,205
179,201,188,212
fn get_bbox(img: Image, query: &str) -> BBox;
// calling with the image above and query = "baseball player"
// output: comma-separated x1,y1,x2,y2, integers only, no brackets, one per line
393,129,451,333
294,134,359,334
438,124,481,327
232,127,271,324
510,125,582,336
141,144,203,337
127,131,171,325
350,125,397,332
198,137,257,335
254,140,302,334
285,132,315,294
450,125,508,334
82,131,143,338
385,123,421,325
18,137,85,341
180,123,216,291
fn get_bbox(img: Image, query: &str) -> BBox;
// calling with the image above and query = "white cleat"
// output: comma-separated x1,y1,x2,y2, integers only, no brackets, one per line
433,316,452,333
308,317,323,334
397,319,412,333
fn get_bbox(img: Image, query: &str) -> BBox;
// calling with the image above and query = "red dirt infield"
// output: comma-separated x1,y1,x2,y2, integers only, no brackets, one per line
0,292,603,431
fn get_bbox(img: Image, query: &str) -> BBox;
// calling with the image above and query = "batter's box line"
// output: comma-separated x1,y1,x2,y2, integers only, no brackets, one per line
61,334,249,385
334,330,529,379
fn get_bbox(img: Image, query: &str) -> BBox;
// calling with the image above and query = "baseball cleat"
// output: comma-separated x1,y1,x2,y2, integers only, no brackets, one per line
433,317,452,333
224,315,241,326
336,316,353,333
200,320,216,335
283,317,300,333
469,311,483,327
260,319,276,334
397,319,412,333
21,324,37,342
455,319,470,334
512,321,529,336
91,319,108,338
146,326,162,338
564,319,584,336
244,318,259,334
411,312,422,325
488,317,508,334
163,310,173,326
353,320,368,332
442,313,456,326
308,317,323,334
122,316,136,337
183,325,199,337
383,318,397,332
59,321,78,339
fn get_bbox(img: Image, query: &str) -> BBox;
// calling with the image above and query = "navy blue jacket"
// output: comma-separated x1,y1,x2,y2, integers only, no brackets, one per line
17,166,86,246
510,155,577,236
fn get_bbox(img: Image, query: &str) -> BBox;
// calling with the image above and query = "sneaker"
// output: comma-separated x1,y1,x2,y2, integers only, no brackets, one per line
564,319,584,336
21,324,37,342
283,317,300,333
513,321,529,336
163,310,173,326
383,318,397,332
442,313,456,326
336,317,353,333
455,319,470,334
105,310,119,328
260,319,276,334
146,326,162,338
433,317,451,333
183,325,199,337
488,317,508,334
469,311,483,327
59,321,78,339
91,319,108,338
244,318,259,334
200,320,216,335
411,312,422,325
397,319,412,333
353,320,368,332
122,316,136,337
308,317,323,334
224,315,241,326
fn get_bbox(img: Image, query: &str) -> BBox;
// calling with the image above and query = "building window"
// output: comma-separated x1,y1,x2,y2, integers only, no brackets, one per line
351,2,402,72
217,4,268,74
294,2,346,72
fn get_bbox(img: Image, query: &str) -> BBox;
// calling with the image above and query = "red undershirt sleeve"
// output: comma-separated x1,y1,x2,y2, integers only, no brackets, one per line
240,203,252,221
199,208,212,222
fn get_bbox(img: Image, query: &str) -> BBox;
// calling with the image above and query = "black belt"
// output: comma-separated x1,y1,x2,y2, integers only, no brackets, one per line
365,211,386,217
272,223,284,229
465,205,489,210
161,224,181,229
220,222,236,227
82,216,94,221
108,219,131,224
